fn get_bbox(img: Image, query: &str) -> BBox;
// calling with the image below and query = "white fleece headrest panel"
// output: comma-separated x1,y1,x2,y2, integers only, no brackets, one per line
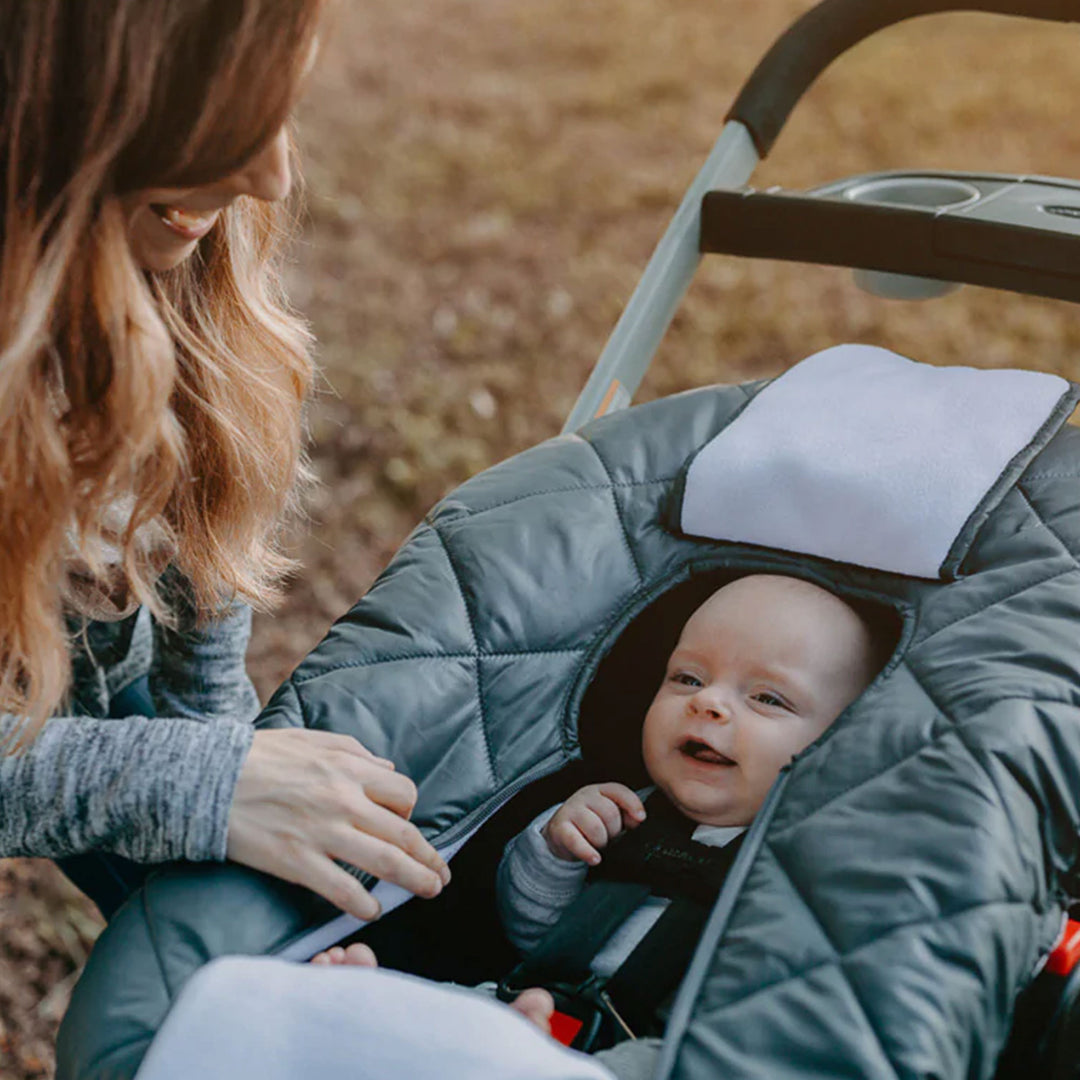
679,345,1074,579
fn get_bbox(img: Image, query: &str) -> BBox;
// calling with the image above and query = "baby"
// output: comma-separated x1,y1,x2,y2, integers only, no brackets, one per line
314,574,884,1068
491,574,883,1060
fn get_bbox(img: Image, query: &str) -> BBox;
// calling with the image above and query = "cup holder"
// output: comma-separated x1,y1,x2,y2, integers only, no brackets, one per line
844,176,981,211
837,176,977,299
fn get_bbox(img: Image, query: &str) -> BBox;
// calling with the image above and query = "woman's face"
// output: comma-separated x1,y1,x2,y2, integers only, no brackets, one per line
122,33,320,273
122,126,293,273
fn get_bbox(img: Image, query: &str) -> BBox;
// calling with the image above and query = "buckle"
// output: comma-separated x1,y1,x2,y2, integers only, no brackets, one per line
496,976,636,1052
549,1009,585,1047
1047,918,1080,976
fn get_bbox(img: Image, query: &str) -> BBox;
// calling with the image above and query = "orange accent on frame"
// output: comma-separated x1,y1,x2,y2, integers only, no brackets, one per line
595,380,624,419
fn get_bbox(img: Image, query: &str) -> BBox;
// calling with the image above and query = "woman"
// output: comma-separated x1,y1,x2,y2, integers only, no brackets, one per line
0,0,448,921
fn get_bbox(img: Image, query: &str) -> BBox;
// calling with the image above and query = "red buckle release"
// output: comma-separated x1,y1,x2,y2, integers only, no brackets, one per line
1047,919,1080,976
549,1010,584,1047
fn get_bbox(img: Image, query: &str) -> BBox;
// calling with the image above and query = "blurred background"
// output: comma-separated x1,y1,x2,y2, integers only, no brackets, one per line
6,0,1080,1073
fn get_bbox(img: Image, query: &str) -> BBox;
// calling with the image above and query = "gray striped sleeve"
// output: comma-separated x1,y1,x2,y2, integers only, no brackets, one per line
0,712,253,862
496,805,589,954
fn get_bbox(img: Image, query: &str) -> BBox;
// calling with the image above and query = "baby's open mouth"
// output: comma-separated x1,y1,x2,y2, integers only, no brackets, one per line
678,738,735,766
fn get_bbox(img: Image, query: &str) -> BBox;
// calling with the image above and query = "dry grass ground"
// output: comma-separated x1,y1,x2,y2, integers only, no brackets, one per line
6,1,1080,1074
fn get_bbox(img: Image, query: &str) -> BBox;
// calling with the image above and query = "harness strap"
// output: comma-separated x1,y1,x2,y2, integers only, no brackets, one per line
504,879,651,989
500,792,747,1050
602,895,711,1036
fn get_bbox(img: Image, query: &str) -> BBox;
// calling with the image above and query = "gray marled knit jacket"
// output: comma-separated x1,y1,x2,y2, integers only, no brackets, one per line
0,594,259,864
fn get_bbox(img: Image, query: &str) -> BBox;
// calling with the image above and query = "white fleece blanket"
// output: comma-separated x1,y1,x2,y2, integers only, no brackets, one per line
680,344,1071,578
134,958,616,1080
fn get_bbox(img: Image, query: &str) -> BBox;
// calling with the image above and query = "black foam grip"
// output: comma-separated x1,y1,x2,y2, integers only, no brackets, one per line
698,189,1080,305
729,0,1080,157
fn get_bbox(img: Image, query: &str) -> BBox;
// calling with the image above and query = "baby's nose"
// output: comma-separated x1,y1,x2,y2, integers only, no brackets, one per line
691,690,731,722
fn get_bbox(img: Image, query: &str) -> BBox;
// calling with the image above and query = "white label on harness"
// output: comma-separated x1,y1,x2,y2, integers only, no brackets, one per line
680,344,1072,579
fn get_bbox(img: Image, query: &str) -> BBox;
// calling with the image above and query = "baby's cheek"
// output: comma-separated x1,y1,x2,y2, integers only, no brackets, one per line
752,738,800,785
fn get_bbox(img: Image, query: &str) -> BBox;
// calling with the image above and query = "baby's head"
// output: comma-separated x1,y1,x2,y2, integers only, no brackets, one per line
641,574,882,828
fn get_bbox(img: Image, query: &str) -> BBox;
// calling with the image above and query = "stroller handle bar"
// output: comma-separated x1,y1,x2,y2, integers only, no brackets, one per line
562,0,1080,433
730,0,1080,157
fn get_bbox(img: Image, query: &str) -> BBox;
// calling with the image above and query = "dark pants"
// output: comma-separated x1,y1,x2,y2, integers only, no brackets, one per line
55,677,156,920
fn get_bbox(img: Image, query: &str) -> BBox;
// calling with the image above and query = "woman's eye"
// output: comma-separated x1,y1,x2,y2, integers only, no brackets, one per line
671,672,702,688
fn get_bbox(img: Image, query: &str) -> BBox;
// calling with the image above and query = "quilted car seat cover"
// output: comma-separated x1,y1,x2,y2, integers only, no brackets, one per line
57,351,1080,1080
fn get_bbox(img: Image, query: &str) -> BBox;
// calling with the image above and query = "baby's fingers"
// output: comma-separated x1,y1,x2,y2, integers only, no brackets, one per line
583,791,625,839
549,818,602,866
597,783,647,827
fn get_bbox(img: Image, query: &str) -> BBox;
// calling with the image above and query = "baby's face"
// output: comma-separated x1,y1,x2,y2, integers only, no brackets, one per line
641,575,877,827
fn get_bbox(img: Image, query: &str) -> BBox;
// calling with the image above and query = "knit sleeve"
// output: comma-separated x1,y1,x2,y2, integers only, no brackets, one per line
149,576,261,724
496,804,590,955
0,712,253,862
0,585,262,863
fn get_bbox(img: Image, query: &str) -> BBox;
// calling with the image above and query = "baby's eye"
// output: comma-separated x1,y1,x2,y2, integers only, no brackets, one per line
671,671,703,688
752,690,793,711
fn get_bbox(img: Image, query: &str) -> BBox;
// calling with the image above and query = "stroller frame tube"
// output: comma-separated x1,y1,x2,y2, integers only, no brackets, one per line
560,121,758,434
564,0,1080,435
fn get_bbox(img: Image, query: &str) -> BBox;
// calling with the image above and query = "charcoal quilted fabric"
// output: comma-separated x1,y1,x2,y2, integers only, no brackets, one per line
57,377,1080,1080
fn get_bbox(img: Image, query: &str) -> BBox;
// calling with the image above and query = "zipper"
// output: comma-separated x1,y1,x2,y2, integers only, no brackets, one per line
275,752,570,961
429,751,569,852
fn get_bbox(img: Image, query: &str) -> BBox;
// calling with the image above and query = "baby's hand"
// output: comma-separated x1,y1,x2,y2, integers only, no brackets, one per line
541,783,646,865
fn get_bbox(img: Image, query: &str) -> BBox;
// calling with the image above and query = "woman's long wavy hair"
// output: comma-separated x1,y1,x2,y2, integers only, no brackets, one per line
0,0,324,743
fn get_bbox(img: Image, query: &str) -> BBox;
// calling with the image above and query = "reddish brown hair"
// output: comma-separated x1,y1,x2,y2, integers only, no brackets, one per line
0,0,325,742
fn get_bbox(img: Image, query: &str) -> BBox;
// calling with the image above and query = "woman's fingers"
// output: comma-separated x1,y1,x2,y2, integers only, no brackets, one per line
340,754,419,819
227,730,451,912
340,784,450,885
295,855,383,922
296,730,397,771
322,732,397,770
327,823,446,899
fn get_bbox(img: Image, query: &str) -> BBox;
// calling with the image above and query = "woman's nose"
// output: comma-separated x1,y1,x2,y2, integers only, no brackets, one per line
223,127,292,203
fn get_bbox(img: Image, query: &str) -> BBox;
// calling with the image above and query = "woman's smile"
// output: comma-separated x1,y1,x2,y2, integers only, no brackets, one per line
125,126,293,271
150,202,223,241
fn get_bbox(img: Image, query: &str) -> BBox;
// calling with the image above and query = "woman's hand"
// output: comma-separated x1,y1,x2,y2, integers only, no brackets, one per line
226,728,450,921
